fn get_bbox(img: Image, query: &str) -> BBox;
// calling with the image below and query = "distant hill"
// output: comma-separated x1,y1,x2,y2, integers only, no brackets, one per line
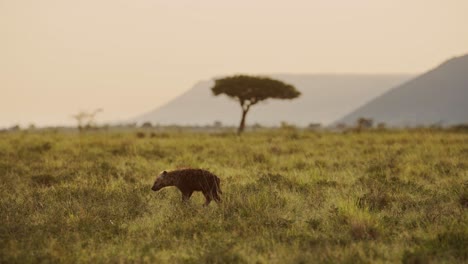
335,54,468,127
133,74,411,127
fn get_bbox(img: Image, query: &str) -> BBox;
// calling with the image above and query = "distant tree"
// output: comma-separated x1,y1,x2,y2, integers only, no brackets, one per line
72,108,103,131
251,123,263,130
356,117,373,130
308,123,322,130
211,75,301,134
9,124,21,131
141,122,153,128
86,108,103,129
280,121,296,130
377,122,386,130
72,112,87,131
213,121,223,128
335,123,347,130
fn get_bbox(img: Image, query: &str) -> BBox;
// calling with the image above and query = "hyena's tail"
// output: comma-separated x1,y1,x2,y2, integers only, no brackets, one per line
215,177,222,194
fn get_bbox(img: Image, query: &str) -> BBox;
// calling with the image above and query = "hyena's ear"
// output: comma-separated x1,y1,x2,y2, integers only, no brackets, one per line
163,171,167,174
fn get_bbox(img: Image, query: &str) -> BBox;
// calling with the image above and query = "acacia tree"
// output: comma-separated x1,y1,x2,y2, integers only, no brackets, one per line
72,108,103,131
211,75,301,134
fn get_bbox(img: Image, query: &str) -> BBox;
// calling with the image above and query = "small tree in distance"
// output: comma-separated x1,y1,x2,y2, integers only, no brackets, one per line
211,75,301,134
72,108,103,131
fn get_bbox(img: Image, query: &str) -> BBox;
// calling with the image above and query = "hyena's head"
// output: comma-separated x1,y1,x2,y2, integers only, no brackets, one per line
151,171,170,191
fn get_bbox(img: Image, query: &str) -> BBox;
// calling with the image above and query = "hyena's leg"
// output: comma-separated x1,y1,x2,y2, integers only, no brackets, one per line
212,190,221,203
182,191,193,202
203,192,212,206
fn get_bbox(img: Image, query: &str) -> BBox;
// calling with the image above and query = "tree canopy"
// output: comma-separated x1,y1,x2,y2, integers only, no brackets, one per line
212,75,301,107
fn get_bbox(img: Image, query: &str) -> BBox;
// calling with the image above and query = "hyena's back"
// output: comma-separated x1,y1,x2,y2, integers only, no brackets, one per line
171,169,222,196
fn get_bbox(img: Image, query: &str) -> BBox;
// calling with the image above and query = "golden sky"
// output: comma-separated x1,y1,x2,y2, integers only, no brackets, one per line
1,0,467,127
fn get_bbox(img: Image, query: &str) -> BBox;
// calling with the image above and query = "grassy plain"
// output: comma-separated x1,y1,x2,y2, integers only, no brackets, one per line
0,129,467,263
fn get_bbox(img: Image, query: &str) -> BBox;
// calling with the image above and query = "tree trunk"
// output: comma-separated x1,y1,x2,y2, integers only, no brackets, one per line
237,108,249,135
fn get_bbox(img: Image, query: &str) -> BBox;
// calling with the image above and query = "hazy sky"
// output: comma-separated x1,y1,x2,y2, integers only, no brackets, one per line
1,0,467,127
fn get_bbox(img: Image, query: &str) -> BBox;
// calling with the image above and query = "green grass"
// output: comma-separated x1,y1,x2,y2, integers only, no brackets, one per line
1,129,467,263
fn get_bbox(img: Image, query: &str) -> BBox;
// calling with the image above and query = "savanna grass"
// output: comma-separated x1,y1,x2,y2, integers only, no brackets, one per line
0,129,467,263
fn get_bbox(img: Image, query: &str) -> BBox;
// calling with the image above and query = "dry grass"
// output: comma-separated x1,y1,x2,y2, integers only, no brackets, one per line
0,129,467,263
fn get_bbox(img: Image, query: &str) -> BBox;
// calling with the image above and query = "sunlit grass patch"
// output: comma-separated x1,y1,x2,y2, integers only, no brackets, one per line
0,129,467,263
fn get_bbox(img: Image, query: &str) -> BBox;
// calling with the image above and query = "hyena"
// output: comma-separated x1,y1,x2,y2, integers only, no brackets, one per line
151,168,222,205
